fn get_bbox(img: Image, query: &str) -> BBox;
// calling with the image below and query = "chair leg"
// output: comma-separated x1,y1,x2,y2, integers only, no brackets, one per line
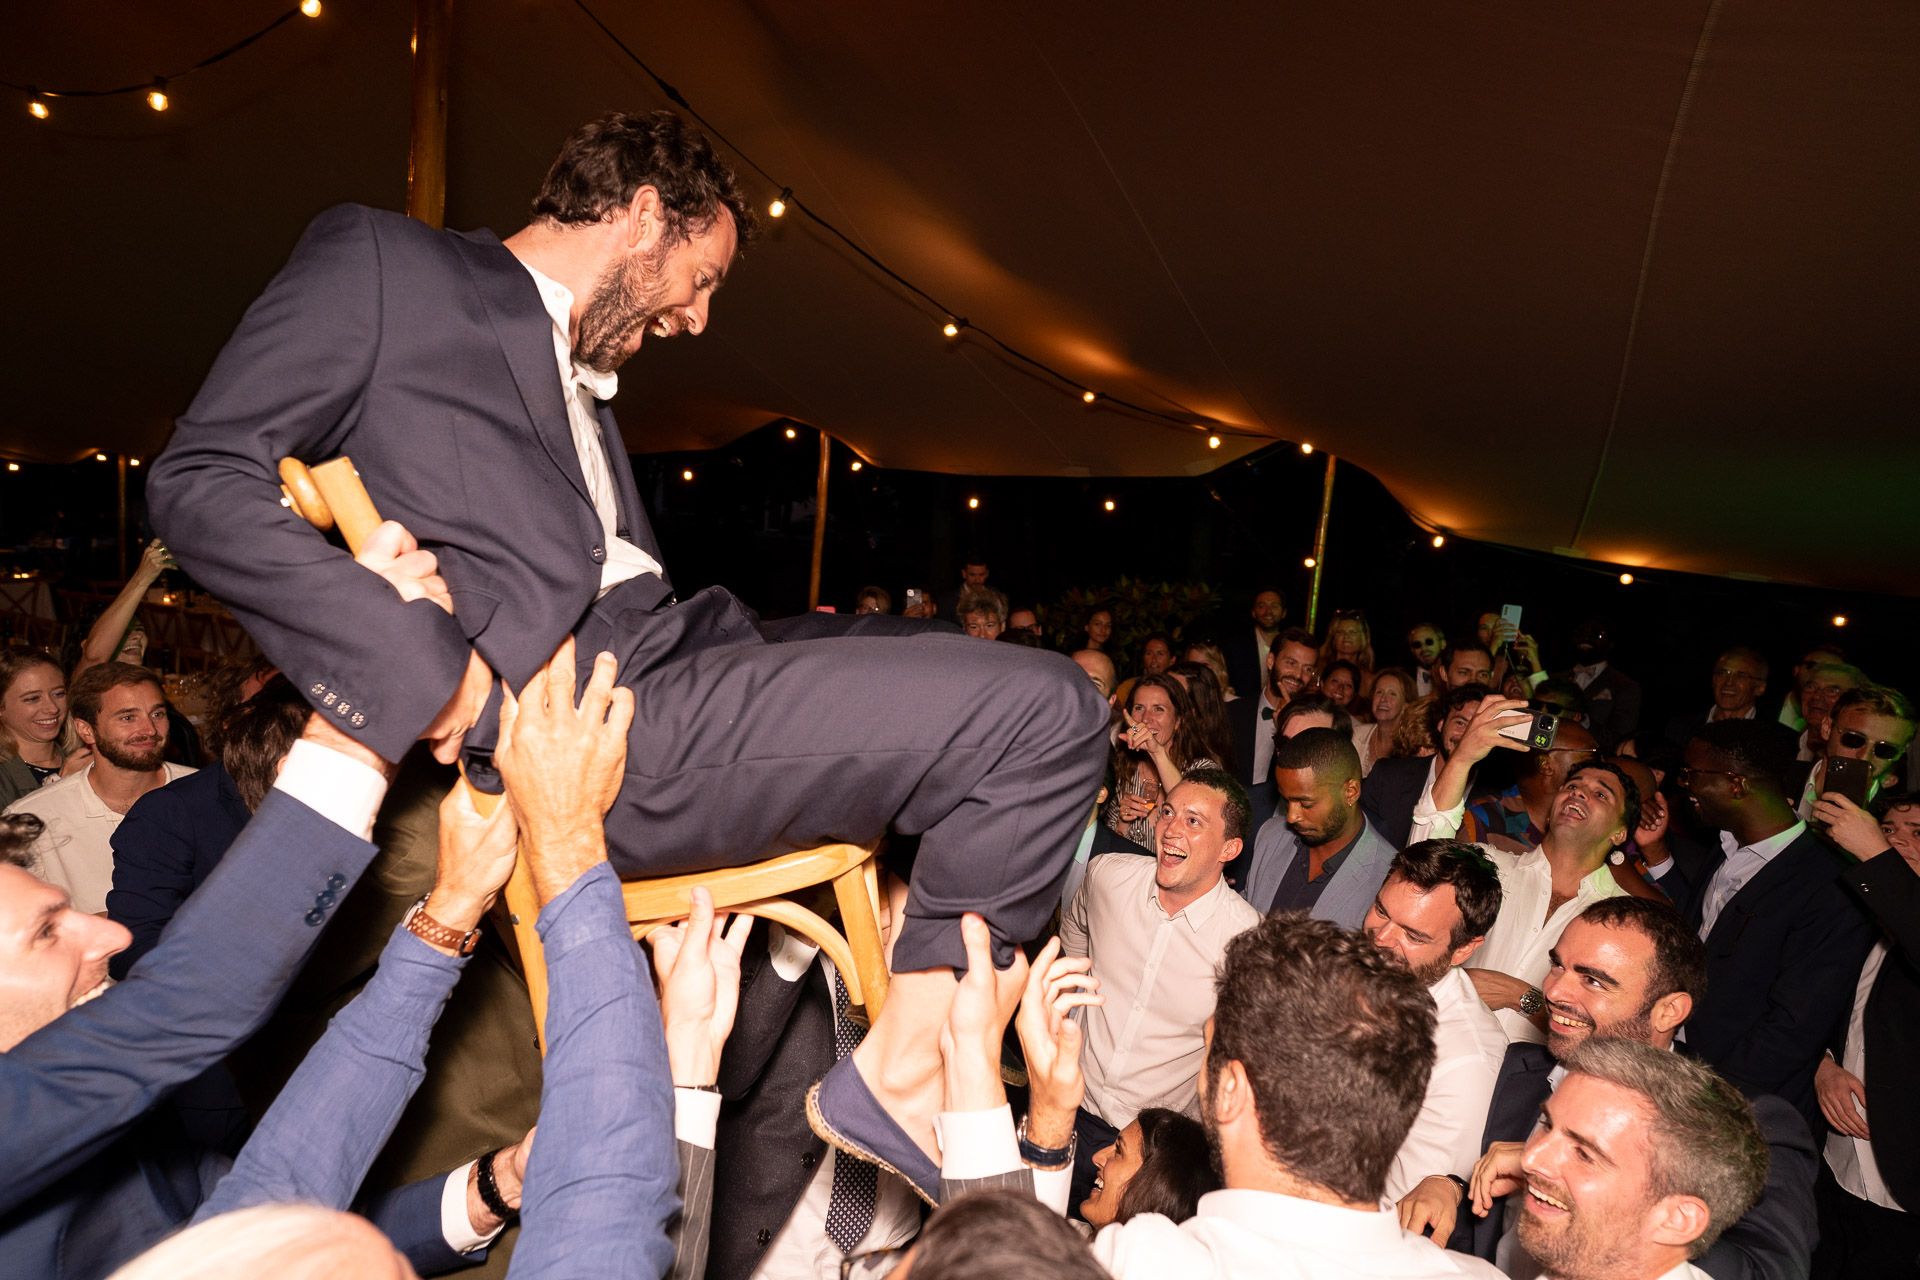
504,855,550,1056
833,858,890,1019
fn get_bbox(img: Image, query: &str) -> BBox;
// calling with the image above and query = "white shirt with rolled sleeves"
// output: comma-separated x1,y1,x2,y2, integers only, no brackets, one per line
1059,854,1262,1126
1471,847,1626,1044
6,762,194,915
1092,1187,1506,1279
1383,966,1508,1203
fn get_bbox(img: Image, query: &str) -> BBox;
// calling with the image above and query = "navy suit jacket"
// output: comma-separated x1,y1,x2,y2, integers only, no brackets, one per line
0,791,462,1277
1663,828,1874,1132
1449,1043,1818,1280
1839,851,1920,1210
106,763,251,978
151,204,673,762
1360,754,1432,850
1226,694,1278,835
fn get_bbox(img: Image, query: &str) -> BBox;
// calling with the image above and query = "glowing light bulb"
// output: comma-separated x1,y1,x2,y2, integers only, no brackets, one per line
942,320,959,338
300,0,322,15
5,462,19,472
680,468,695,481
28,98,50,120
1299,442,1313,455
1618,572,1634,585
129,457,141,467
95,452,109,462
1832,614,1849,628
784,426,797,439
768,188,790,219
1431,534,1446,548
850,460,863,472
967,496,981,510
146,85,169,112
1207,435,1221,450
1103,499,1116,512
1081,390,1097,404
1303,556,1317,568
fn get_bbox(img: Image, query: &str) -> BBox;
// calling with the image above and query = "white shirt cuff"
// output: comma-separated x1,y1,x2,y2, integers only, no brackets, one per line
675,1087,723,1149
1525,670,1549,689
1034,1162,1074,1216
273,738,390,840
934,1104,1020,1180
766,922,822,982
439,1161,503,1254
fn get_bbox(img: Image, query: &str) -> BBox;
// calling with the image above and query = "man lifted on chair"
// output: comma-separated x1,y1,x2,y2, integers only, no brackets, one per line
149,111,1110,1204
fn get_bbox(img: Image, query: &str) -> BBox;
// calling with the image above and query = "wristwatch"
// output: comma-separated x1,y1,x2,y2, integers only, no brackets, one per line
403,894,482,957
1517,985,1545,1017
1016,1116,1077,1170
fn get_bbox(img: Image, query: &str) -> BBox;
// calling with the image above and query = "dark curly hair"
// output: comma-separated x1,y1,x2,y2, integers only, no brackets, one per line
531,111,757,249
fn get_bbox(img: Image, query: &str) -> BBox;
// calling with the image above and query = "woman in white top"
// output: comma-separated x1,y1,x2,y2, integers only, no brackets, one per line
1351,668,1416,778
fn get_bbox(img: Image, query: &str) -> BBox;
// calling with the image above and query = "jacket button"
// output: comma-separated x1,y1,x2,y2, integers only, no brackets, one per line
316,889,335,907
801,1151,817,1169
589,544,606,563
310,682,326,696
327,874,346,889
350,713,366,728
756,1229,771,1247
304,908,325,926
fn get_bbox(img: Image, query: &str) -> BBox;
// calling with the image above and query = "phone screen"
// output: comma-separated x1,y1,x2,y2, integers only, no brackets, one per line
1824,757,1872,807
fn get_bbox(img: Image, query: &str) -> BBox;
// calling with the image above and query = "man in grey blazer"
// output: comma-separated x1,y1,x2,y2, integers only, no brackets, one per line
1241,728,1398,922
150,111,1109,1180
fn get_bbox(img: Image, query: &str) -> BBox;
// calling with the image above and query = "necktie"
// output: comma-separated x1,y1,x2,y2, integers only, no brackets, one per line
824,971,877,1255
1261,704,1274,720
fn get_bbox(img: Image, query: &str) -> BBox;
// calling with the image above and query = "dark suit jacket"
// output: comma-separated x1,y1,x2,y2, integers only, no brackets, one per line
1221,626,1265,704
1360,755,1432,850
150,204,673,762
709,925,839,1280
1664,829,1874,1134
1449,1044,1818,1280
1556,665,1641,752
107,764,251,978
1839,851,1920,1210
0,792,463,1277
1226,694,1278,835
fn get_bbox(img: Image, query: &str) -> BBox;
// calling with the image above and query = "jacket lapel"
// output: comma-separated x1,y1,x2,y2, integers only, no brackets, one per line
594,400,670,583
449,229,593,508
1705,834,1814,952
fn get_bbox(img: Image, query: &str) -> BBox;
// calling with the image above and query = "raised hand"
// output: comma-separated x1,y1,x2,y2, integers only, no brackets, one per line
939,913,1030,1113
1015,938,1101,1127
647,886,753,1087
353,519,453,614
1468,1141,1524,1216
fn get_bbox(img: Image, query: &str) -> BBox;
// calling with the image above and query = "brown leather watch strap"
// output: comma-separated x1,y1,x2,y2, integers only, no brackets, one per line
404,895,481,956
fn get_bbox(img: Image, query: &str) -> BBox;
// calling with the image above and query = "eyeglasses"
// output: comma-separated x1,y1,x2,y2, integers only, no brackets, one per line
1711,668,1762,683
1835,729,1907,762
1677,766,1744,787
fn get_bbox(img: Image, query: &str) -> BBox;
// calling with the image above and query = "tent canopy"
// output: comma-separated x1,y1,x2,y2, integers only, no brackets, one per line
6,0,1916,591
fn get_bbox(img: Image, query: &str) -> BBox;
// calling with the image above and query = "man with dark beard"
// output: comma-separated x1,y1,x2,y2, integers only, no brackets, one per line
4,663,190,915
149,111,1110,1194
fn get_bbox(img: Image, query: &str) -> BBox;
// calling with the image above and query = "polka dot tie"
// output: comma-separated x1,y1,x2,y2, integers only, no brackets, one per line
825,970,877,1255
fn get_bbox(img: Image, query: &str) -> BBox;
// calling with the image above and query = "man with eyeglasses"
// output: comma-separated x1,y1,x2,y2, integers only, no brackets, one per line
1791,662,1866,764
1792,685,1915,824
1661,647,1792,752
1654,720,1874,1137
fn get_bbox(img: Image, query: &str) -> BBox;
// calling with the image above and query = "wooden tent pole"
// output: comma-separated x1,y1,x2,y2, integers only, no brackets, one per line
808,430,830,609
1305,453,1336,633
116,454,129,579
406,0,453,228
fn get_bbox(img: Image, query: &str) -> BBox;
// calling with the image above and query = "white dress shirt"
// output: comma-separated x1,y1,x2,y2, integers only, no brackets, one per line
1824,941,1900,1210
1092,1187,1504,1279
1383,966,1509,1202
1060,855,1261,1126
1402,757,1451,847
521,263,665,597
1251,690,1283,787
1474,847,1626,1043
1698,822,1805,938
7,761,195,914
1568,661,1608,690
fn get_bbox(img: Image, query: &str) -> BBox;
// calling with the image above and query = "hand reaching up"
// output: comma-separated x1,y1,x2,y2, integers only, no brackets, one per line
647,887,753,1087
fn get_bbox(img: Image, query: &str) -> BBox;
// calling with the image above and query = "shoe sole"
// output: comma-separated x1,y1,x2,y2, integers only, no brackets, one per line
804,1078,940,1208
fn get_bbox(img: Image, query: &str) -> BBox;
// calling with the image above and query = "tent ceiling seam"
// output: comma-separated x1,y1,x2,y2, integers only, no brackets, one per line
1569,0,1729,551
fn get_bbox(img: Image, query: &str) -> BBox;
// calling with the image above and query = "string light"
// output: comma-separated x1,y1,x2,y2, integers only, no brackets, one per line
1081,390,1097,404
850,460,863,472
967,496,981,510
146,81,169,111
1618,572,1634,585
5,462,19,473
943,318,968,339
1299,442,1314,455
768,187,790,219
680,468,695,481
1303,556,1317,568
300,0,322,15
1832,614,1849,628
28,95,49,120
94,452,109,462
1207,435,1221,450
1103,499,1116,512
1431,534,1446,548
129,457,141,467
783,426,797,439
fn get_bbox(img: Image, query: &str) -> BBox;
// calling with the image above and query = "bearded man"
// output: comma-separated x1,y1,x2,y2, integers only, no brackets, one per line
4,662,191,914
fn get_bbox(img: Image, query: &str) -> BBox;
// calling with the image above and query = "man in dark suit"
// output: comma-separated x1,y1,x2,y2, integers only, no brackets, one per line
1554,618,1641,752
1398,896,1816,1280
1806,790,1920,1278
1659,720,1875,1135
1361,683,1490,849
149,111,1109,1173
1225,627,1321,836
1220,588,1286,702
0,714,511,1278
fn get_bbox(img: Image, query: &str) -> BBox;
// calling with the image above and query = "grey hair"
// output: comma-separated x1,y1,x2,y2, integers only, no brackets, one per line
1559,1039,1768,1257
1,813,43,870
107,1204,405,1279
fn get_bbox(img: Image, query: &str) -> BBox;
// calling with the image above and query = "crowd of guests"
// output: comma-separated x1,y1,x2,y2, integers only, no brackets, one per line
0,545,1915,1280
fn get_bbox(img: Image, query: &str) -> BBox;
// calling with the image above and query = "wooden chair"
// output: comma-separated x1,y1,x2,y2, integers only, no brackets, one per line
277,455,892,1053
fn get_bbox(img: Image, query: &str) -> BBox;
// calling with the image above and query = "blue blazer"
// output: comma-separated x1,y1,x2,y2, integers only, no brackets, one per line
0,791,467,1276
107,763,252,979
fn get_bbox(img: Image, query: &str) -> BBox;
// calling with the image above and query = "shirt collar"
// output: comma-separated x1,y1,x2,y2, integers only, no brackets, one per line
1152,871,1229,932
1718,820,1806,862
521,262,619,401
1193,1188,1410,1251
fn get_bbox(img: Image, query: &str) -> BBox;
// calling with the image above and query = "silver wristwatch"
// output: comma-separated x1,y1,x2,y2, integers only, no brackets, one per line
1518,985,1545,1017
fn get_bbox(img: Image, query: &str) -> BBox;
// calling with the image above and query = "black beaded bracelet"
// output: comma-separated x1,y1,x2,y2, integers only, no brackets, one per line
477,1149,518,1223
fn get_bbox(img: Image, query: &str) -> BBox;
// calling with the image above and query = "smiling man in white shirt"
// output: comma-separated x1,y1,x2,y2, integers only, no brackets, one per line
1090,914,1503,1280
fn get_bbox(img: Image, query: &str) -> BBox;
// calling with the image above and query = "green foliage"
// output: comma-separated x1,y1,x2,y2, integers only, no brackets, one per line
1040,576,1221,664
